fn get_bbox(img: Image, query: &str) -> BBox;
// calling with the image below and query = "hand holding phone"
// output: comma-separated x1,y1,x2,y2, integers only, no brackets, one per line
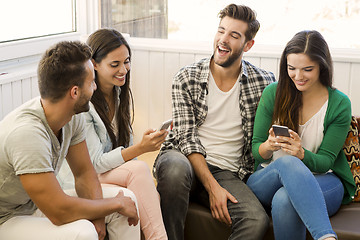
272,125,290,137
159,119,173,131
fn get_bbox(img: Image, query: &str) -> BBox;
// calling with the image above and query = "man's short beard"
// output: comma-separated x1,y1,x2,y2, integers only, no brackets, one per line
216,52,242,68
74,103,90,114
214,44,244,68
74,95,90,114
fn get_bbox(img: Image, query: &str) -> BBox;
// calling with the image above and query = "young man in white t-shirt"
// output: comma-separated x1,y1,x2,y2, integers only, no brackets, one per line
153,4,276,240
0,41,140,240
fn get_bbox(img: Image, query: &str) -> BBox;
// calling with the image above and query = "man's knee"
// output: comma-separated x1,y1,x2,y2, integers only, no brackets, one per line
231,201,270,235
101,186,138,205
251,209,270,231
72,219,98,240
155,150,193,188
121,187,137,203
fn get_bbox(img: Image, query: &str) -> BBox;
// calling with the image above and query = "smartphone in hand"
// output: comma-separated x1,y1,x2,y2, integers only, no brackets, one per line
272,125,290,137
159,119,173,131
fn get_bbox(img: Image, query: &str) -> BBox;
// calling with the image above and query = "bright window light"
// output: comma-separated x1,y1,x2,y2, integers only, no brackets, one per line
168,0,360,49
0,0,75,43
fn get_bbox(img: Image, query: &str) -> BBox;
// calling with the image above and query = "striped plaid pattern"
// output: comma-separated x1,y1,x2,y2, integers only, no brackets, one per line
159,57,275,180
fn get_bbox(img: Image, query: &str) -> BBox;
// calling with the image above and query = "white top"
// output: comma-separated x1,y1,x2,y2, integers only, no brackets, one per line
111,97,119,139
198,73,244,172
298,100,328,153
263,100,328,167
57,87,135,189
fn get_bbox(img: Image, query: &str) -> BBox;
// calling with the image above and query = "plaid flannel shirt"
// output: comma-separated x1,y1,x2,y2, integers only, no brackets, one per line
158,57,275,180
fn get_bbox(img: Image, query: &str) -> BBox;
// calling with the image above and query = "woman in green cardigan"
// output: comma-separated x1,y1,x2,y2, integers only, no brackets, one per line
246,30,356,240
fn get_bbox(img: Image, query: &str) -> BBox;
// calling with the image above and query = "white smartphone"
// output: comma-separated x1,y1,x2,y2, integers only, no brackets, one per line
272,125,290,137
159,119,173,131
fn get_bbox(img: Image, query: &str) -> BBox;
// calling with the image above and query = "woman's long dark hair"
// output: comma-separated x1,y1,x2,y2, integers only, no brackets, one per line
273,30,333,132
87,28,134,148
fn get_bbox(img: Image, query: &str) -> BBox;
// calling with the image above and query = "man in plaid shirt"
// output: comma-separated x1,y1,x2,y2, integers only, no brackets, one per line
153,4,276,240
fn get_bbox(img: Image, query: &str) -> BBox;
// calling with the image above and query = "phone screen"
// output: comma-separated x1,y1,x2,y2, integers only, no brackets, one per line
159,119,173,131
272,125,290,137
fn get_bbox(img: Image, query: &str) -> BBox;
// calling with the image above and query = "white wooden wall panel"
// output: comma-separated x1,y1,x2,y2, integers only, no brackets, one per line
0,75,39,120
179,53,195,69
163,52,180,119
195,53,211,62
131,50,150,144
243,56,261,68
31,76,39,98
260,58,279,78
349,63,360,114
0,85,5,119
149,51,165,130
11,80,22,109
333,62,351,98
0,85,2,120
1,40,360,144
2,83,12,118
21,78,32,103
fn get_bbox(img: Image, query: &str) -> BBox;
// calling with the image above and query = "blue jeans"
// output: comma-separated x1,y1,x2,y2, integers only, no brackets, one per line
247,156,343,240
154,149,269,240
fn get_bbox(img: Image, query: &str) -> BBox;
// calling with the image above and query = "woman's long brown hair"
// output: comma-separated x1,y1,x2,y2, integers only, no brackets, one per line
273,30,333,132
87,28,134,148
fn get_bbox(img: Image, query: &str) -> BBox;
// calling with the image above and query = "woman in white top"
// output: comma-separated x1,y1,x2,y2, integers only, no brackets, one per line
88,28,168,240
59,28,168,239
247,30,355,240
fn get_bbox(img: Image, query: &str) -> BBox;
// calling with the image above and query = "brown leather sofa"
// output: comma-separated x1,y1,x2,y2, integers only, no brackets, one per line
184,116,360,240
185,201,360,240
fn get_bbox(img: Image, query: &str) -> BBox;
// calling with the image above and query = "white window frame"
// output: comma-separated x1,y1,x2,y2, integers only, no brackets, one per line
0,0,99,62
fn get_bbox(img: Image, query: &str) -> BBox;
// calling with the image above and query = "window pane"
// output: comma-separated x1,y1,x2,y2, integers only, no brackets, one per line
101,0,167,38
102,0,360,49
0,0,75,43
168,0,360,49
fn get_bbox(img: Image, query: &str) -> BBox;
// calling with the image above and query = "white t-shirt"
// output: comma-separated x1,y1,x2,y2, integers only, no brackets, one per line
0,97,86,224
198,73,244,172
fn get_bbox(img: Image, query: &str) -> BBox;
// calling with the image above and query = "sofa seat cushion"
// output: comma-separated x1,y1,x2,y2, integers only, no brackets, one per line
330,203,360,240
184,202,230,240
185,202,360,240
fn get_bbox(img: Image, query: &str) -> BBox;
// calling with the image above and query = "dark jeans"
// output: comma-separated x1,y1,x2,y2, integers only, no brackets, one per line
154,149,269,240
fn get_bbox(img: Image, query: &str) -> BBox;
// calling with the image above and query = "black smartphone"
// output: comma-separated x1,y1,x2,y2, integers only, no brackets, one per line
272,125,290,137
